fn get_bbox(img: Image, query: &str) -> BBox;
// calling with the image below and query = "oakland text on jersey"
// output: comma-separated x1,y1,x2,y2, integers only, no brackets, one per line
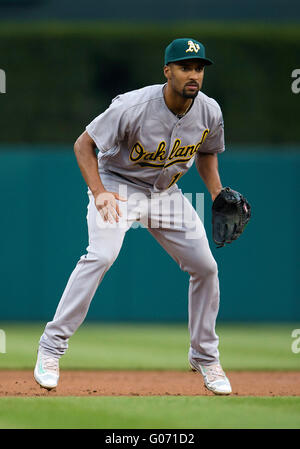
129,130,209,168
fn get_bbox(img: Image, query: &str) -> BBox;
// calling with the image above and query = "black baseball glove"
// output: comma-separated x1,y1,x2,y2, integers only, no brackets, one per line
212,187,251,248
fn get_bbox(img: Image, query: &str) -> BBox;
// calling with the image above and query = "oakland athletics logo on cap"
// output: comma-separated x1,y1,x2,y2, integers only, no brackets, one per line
164,38,214,66
186,40,200,53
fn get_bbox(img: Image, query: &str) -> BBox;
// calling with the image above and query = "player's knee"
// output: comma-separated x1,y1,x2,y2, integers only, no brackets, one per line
203,259,218,278
98,251,118,269
192,257,218,278
83,250,117,270
207,259,218,277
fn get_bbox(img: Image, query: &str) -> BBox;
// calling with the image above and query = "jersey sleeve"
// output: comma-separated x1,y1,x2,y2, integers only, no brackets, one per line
85,96,128,153
199,107,225,154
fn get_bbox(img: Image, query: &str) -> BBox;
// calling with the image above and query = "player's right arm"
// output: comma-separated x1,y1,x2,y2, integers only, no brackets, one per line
74,131,126,223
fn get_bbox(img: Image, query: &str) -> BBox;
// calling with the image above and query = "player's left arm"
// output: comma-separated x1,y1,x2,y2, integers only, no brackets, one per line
195,152,223,201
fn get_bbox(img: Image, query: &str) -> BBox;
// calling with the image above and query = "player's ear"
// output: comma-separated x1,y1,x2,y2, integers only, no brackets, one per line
163,64,171,80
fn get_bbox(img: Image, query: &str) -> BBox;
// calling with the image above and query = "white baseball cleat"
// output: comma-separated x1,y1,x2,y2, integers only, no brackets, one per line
34,350,59,390
189,359,232,395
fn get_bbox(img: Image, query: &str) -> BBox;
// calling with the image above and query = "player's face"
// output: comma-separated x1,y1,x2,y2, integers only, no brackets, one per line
164,60,205,99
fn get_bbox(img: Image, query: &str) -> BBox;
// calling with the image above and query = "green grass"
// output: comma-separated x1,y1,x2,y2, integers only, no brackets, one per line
0,323,299,430
0,397,299,429
0,322,299,370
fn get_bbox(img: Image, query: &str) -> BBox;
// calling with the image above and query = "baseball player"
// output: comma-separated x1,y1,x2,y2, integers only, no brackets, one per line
34,38,232,395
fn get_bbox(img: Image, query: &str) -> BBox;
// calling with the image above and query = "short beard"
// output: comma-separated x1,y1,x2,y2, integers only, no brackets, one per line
182,88,199,99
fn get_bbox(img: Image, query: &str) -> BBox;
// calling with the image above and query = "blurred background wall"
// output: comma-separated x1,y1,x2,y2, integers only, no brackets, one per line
1,0,300,21
0,1,299,322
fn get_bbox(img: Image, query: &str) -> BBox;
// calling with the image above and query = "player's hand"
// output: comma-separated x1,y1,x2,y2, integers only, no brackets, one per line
94,191,127,223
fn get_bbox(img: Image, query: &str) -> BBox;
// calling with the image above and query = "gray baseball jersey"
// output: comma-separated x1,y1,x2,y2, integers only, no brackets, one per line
38,83,225,370
86,84,225,191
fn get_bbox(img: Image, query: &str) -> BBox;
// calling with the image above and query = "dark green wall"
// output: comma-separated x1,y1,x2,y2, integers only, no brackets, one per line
1,0,300,21
1,23,299,145
1,146,299,322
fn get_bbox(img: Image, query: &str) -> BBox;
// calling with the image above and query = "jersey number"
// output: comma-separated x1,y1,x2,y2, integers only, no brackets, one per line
167,172,184,188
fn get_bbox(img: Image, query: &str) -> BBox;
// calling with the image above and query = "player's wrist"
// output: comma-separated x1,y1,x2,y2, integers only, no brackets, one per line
211,187,222,201
91,186,107,198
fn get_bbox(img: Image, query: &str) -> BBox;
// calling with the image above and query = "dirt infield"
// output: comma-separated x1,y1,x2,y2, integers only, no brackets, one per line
0,370,300,397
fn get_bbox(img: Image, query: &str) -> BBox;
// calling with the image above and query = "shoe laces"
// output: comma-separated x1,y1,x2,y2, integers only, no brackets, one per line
42,355,59,373
203,364,226,382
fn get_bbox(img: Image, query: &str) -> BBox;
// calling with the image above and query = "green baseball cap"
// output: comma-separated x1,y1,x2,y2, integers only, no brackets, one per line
164,38,213,66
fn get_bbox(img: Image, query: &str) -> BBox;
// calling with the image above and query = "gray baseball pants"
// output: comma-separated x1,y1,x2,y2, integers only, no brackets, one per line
39,174,220,365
